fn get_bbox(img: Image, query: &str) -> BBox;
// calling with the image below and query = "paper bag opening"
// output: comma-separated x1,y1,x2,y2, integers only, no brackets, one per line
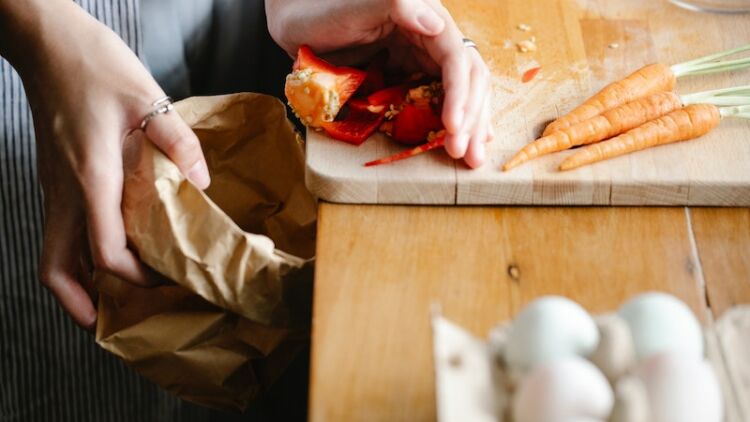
96,93,316,410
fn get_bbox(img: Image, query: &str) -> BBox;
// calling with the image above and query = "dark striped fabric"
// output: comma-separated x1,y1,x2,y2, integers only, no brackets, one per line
0,1,209,421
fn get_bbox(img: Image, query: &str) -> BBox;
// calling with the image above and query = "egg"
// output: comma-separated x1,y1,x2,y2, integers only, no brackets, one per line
609,376,650,422
618,292,703,360
512,357,614,422
635,352,723,422
589,314,636,382
505,296,599,374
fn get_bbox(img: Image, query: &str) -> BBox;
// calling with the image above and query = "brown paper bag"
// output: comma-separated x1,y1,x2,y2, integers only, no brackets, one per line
95,93,316,410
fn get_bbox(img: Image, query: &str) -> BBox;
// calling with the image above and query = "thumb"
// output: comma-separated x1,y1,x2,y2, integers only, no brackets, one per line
390,0,446,36
144,109,211,189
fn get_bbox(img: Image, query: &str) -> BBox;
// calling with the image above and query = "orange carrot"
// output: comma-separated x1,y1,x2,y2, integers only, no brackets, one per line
365,131,446,167
558,104,721,171
503,91,683,170
543,63,676,136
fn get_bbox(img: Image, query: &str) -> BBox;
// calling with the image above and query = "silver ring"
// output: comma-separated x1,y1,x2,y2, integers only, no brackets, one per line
140,96,174,130
462,38,478,50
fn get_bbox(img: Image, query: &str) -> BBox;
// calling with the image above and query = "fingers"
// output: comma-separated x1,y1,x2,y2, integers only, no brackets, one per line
421,24,469,136
39,206,97,329
464,96,491,169
145,110,211,190
81,158,152,288
454,49,491,168
460,50,489,138
405,7,492,164
390,0,445,36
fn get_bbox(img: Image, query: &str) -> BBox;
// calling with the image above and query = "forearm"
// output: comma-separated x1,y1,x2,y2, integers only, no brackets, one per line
0,0,80,73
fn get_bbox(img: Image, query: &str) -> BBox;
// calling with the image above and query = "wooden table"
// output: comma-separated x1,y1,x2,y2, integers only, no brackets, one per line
307,0,750,420
309,206,750,421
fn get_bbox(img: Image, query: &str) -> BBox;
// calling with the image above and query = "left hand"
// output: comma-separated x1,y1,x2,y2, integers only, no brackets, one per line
266,0,493,168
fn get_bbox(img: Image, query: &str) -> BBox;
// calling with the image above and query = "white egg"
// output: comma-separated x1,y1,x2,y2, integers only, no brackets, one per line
636,352,723,422
618,292,703,360
505,296,599,373
512,357,614,422
589,314,636,382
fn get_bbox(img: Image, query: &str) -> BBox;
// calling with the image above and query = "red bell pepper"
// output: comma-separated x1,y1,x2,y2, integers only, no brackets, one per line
390,103,444,145
292,45,367,106
321,106,385,146
286,45,367,127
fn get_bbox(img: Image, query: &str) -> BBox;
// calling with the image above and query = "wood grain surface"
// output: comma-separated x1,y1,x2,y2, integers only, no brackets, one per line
308,204,750,421
305,0,750,205
691,208,750,318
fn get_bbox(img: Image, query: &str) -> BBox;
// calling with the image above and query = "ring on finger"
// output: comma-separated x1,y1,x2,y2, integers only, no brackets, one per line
139,96,174,130
462,37,479,51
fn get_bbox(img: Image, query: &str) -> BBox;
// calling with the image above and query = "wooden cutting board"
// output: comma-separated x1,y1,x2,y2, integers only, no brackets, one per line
305,0,750,205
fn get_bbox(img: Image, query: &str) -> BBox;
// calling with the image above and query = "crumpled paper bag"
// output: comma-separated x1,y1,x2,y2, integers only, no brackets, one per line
95,93,316,410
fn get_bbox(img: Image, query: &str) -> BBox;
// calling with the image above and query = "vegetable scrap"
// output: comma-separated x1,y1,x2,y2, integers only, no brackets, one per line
522,66,541,83
517,38,537,53
502,43,750,172
517,23,531,31
608,43,620,49
284,45,448,165
285,45,366,128
364,131,447,167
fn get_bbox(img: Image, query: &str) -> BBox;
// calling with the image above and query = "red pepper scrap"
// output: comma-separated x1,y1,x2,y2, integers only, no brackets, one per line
522,66,541,83
390,103,444,145
293,45,367,107
364,131,447,167
321,107,385,146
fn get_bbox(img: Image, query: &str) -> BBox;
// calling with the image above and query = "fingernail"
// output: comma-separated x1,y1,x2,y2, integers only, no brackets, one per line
452,110,466,135
85,312,98,331
453,132,470,157
187,160,211,190
416,8,444,34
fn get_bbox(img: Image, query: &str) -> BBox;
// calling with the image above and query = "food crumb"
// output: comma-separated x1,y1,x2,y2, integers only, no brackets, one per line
517,39,537,53
517,23,531,32
608,43,620,49
507,265,521,280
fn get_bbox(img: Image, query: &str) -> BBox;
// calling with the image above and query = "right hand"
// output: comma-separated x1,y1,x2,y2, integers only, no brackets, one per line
6,1,210,329
266,0,494,168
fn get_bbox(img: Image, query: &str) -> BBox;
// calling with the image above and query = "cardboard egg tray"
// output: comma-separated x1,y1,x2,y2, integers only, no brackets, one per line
432,306,750,422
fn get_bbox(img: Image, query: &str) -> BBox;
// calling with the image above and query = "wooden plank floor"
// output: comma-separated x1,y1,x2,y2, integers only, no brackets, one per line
309,204,749,421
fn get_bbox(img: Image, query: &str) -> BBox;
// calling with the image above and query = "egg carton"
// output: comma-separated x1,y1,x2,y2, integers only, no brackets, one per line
432,300,750,422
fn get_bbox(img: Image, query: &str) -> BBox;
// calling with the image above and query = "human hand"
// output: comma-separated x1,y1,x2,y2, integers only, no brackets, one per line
266,0,493,168
1,1,210,328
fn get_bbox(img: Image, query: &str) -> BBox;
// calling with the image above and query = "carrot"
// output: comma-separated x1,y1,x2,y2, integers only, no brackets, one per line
543,44,750,136
558,104,721,171
504,91,683,170
543,63,676,136
364,131,446,167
